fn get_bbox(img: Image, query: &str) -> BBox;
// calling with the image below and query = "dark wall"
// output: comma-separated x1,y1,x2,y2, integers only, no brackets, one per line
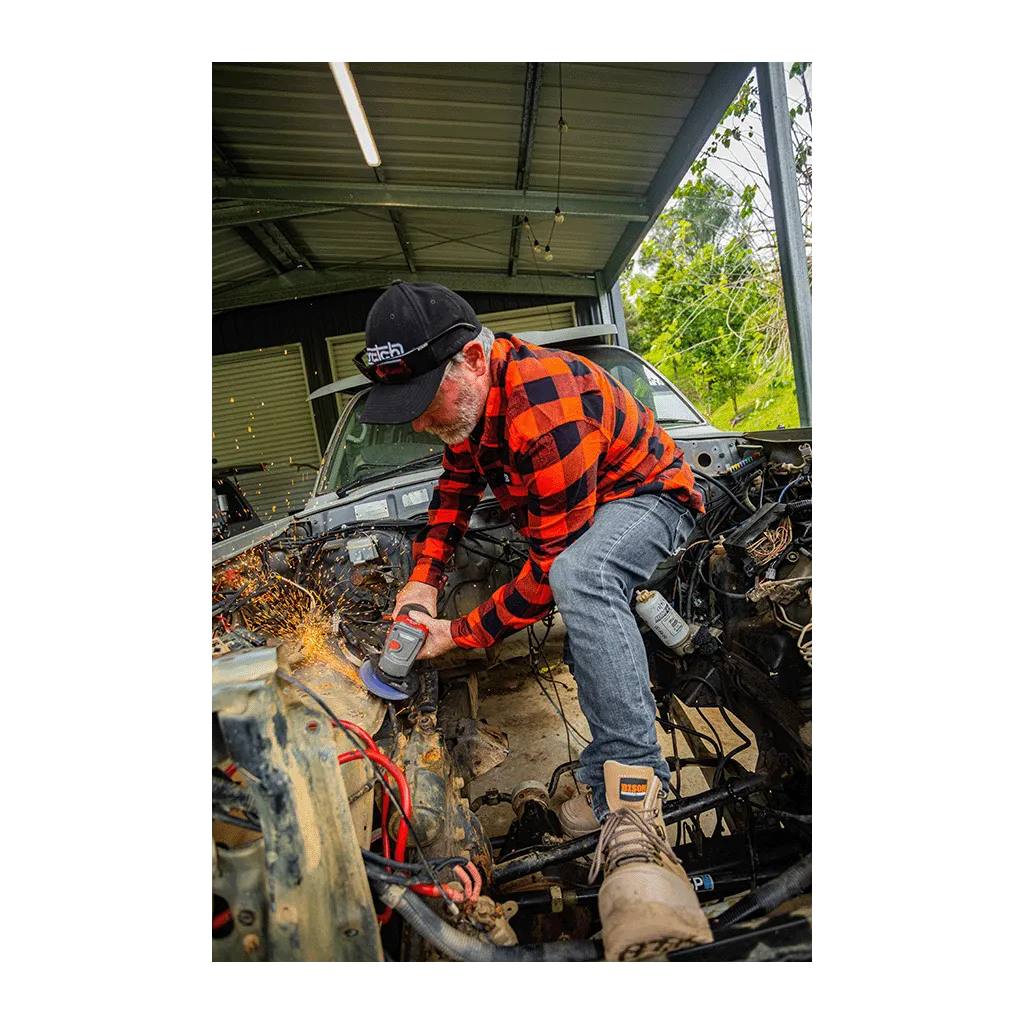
212,288,599,451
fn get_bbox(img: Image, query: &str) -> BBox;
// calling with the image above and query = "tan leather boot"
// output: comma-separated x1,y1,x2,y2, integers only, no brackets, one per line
557,785,600,838
591,761,713,961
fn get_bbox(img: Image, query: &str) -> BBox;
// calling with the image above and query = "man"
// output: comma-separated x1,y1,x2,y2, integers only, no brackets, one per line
358,281,713,960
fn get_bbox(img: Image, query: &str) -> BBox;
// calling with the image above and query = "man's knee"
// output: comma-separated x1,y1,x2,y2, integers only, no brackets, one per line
548,546,576,605
550,540,623,608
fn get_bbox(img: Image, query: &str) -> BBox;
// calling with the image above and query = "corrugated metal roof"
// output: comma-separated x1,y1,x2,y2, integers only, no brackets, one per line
213,62,751,311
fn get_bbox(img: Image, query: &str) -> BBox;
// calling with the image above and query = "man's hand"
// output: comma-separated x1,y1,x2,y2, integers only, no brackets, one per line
391,581,439,619
408,610,457,659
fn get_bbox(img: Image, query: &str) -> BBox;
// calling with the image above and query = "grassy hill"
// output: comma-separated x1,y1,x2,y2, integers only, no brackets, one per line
707,378,801,432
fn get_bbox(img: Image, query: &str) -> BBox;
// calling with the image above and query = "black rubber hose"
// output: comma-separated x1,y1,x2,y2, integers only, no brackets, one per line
712,854,812,929
374,882,600,961
547,760,581,797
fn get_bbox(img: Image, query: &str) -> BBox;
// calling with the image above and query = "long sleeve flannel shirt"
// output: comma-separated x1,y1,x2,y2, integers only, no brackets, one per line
409,334,704,649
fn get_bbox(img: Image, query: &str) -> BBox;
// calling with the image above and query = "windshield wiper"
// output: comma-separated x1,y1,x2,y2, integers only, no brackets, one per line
336,452,445,498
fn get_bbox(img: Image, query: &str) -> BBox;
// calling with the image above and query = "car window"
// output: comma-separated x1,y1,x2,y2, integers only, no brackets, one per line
579,347,704,425
317,397,446,494
316,347,703,497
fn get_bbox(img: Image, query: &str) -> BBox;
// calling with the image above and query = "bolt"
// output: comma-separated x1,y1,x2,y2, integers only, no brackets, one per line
243,933,261,954
786,552,799,563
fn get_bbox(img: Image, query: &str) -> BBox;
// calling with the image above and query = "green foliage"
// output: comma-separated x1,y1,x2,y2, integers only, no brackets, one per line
624,63,811,421
627,232,778,415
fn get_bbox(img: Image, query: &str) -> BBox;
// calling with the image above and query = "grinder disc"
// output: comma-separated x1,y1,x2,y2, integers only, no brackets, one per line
359,659,416,701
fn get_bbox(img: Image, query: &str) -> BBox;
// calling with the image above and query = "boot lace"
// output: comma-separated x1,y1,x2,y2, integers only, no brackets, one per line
588,807,682,885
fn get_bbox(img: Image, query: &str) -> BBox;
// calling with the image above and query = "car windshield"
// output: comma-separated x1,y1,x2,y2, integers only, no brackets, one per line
317,400,447,494
581,346,704,425
316,346,703,496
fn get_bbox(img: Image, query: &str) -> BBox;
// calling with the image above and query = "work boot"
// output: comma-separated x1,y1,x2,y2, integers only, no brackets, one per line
590,761,713,961
557,785,600,838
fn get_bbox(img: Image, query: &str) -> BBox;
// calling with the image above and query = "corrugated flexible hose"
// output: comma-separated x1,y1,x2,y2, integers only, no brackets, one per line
712,854,812,930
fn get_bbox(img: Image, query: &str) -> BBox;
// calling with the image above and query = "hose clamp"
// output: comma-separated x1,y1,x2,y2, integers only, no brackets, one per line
376,883,405,908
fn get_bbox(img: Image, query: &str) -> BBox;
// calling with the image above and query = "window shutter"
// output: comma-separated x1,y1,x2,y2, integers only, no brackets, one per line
212,345,322,522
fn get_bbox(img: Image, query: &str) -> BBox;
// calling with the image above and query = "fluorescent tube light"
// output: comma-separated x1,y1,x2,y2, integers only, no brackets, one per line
329,62,381,167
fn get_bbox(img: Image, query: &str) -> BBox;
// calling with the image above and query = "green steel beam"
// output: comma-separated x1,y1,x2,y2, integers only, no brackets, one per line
609,278,630,350
234,225,289,276
508,62,544,277
214,136,318,274
213,177,650,220
757,62,811,426
387,206,417,272
213,268,598,312
601,62,754,285
371,165,417,274
213,200,347,228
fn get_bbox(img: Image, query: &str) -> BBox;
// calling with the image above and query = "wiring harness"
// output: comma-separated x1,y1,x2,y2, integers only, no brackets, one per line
214,672,483,930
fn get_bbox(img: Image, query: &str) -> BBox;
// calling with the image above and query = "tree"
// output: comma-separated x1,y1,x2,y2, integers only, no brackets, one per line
624,64,811,427
635,175,740,268
628,233,777,416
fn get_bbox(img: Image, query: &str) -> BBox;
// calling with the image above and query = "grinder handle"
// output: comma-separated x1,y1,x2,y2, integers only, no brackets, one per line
395,603,429,619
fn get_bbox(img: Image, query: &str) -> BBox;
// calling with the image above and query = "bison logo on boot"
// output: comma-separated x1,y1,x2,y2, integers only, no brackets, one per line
619,777,648,802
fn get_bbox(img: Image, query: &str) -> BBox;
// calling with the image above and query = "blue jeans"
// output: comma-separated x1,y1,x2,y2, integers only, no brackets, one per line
548,493,696,822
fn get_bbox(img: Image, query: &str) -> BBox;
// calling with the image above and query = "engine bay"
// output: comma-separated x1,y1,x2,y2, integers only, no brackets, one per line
212,429,812,962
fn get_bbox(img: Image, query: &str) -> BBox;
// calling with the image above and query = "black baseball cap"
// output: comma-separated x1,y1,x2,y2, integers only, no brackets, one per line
357,282,482,424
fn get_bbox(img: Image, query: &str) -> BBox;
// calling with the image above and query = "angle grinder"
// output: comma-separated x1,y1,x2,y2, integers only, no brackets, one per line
358,603,430,701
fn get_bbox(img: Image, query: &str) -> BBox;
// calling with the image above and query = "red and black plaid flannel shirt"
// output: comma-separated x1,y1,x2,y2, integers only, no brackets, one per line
409,333,704,648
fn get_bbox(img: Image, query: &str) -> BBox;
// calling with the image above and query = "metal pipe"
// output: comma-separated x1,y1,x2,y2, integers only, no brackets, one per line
756,62,812,426
508,872,761,914
507,841,806,912
492,773,770,885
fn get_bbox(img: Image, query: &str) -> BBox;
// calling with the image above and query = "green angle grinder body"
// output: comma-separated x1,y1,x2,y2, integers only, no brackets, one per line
359,603,429,701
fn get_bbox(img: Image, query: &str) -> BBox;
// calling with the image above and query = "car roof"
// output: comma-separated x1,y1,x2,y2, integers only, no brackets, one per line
307,325,620,403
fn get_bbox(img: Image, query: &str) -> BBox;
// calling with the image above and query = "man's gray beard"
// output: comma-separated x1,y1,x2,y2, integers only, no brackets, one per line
433,413,477,446
430,375,483,445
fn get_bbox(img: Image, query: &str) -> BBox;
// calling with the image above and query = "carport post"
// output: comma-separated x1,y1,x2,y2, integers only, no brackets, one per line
609,279,630,349
594,271,629,349
756,62,812,426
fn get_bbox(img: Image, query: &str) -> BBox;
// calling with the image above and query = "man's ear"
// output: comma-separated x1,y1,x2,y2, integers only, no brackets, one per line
460,340,489,376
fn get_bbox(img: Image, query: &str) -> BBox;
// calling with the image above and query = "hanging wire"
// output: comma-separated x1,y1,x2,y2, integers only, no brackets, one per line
546,63,567,248
529,239,554,325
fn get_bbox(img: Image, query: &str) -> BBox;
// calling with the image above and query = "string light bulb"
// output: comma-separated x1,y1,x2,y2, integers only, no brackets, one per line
558,117,568,134
533,239,542,253
544,245,553,261
554,207,564,225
